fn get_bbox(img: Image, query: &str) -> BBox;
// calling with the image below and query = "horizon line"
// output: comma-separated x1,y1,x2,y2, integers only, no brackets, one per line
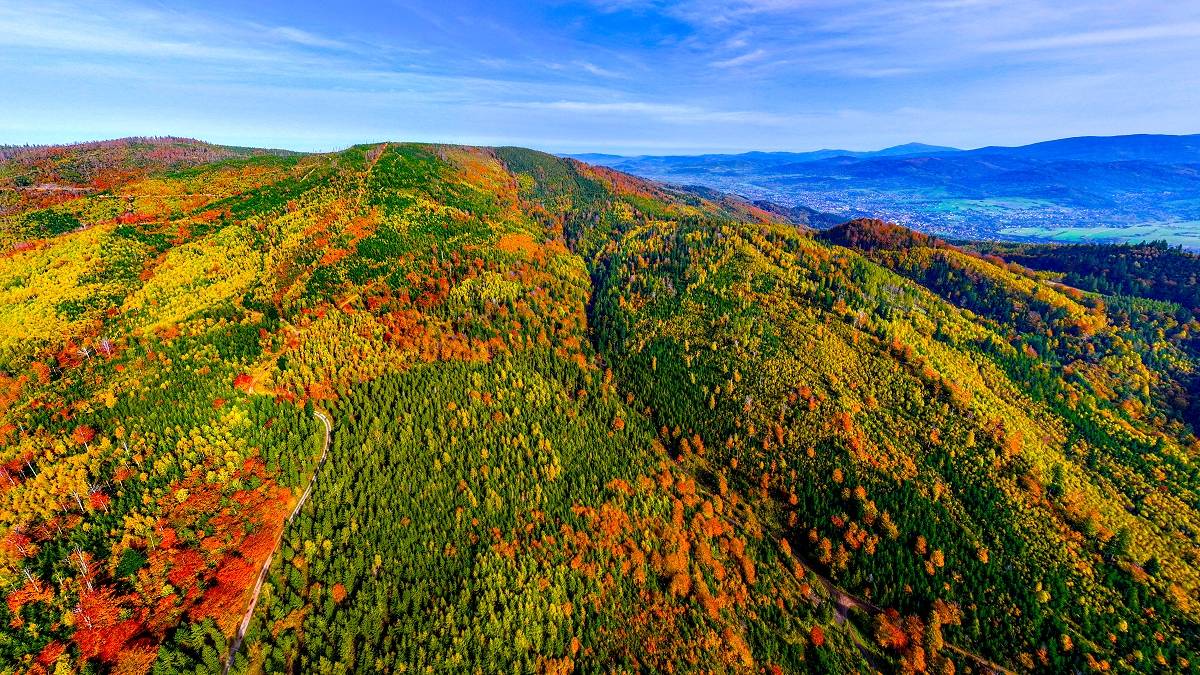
2,130,1198,159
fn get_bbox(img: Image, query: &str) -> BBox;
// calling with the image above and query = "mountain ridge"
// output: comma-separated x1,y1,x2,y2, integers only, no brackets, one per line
574,133,1200,165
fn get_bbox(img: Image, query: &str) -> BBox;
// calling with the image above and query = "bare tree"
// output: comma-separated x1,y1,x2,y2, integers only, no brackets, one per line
74,546,93,592
22,567,41,592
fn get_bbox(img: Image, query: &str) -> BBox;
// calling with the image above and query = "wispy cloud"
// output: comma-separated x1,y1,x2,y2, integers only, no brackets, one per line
712,48,767,68
0,2,361,64
510,100,804,125
267,26,351,50
982,21,1200,52
576,61,626,78
588,0,1200,79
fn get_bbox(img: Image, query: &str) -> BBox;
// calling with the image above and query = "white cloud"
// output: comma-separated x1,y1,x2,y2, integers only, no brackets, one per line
982,22,1200,52
576,61,625,77
511,100,803,125
0,0,367,64
268,26,350,50
712,48,767,68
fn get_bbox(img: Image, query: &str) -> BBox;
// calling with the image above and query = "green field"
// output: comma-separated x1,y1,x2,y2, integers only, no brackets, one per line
1000,221,1200,249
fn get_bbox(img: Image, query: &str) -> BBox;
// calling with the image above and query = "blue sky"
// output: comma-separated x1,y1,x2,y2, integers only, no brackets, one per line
1,0,1198,154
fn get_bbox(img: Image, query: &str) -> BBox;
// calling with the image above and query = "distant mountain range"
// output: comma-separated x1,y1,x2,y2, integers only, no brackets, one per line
965,133,1200,163
573,142,962,169
571,134,1200,248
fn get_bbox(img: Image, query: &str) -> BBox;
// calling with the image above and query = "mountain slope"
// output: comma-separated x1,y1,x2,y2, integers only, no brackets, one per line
577,201,1200,672
0,142,874,674
0,141,1197,674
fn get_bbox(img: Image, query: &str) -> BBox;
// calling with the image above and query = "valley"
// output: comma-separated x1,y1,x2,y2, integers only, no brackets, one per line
581,135,1200,249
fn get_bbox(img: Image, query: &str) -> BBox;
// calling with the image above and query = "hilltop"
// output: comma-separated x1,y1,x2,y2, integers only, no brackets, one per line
0,140,1197,674
0,137,297,223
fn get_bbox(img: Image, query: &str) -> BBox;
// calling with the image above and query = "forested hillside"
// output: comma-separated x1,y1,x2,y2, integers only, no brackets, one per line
969,240,1200,317
0,140,1196,674
0,138,294,232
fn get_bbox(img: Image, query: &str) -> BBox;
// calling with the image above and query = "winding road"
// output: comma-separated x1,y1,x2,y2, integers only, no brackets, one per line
224,410,331,674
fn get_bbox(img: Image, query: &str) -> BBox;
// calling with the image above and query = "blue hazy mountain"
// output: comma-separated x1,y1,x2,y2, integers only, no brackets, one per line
569,142,960,171
568,152,629,164
583,134,1200,248
863,142,962,157
965,133,1200,163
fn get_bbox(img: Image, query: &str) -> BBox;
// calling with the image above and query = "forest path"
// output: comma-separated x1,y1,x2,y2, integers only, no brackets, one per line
224,409,331,674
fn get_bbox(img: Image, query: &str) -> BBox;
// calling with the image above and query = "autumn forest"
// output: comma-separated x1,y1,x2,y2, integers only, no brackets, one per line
0,137,1197,674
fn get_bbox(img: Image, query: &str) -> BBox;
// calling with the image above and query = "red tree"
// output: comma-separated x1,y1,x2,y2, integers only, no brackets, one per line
810,625,826,647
